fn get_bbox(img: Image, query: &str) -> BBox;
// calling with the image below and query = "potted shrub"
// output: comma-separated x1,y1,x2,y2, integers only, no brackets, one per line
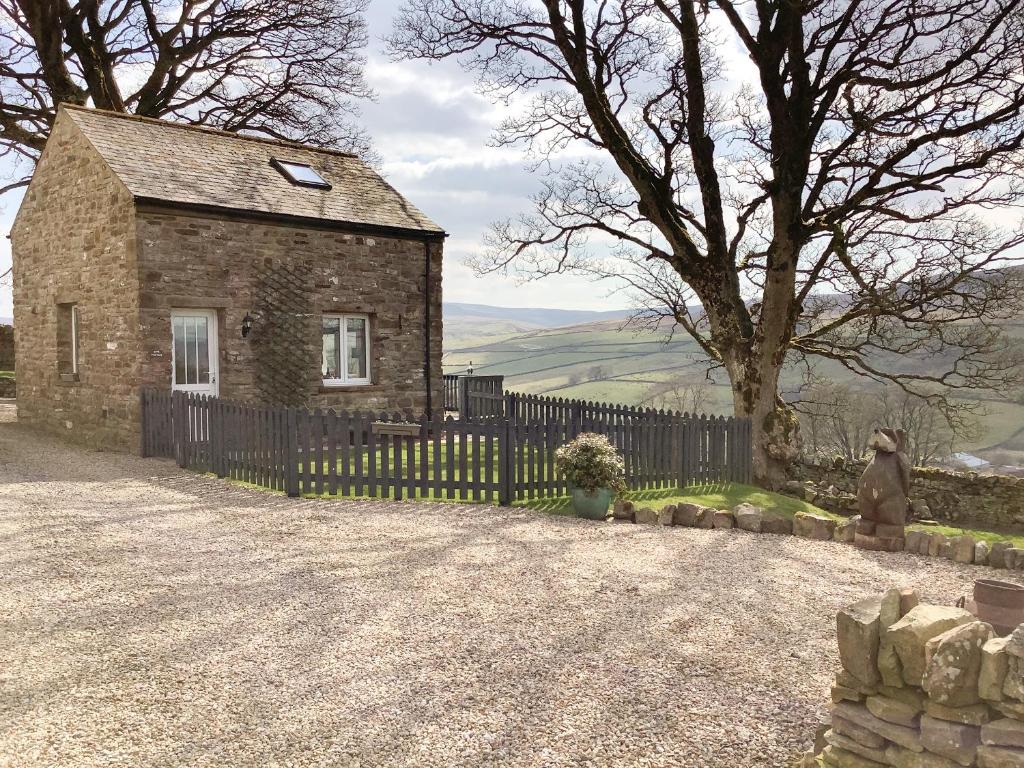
555,432,627,519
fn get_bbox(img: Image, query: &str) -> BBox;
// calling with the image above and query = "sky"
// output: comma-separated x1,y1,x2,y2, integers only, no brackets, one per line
0,0,635,320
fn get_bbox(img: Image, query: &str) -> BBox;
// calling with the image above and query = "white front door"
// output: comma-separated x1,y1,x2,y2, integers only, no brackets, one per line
171,309,219,396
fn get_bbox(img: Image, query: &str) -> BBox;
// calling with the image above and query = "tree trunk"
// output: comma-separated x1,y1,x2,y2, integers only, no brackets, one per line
722,343,801,490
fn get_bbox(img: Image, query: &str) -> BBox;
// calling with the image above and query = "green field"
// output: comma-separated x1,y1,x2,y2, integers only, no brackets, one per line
444,314,1024,464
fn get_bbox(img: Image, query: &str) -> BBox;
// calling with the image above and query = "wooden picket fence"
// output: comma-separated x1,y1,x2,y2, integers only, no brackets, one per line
141,389,752,504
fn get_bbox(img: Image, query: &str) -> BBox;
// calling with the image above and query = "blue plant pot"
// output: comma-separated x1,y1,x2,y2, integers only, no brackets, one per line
570,486,613,520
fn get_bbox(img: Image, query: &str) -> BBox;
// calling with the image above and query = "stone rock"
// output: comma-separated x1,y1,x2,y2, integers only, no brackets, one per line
920,533,937,556
634,507,658,525
885,744,964,768
838,591,900,686
794,511,838,541
994,700,1024,720
656,506,674,526
900,589,921,617
978,745,1024,768
977,541,992,567
695,506,716,529
981,637,1011,703
835,517,859,543
838,669,880,697
673,503,701,527
923,621,995,707
826,729,889,764
833,684,865,703
1005,625,1024,659
925,701,993,726
929,534,948,558
1009,550,1024,570
1003,656,1024,701
881,604,975,687
612,499,634,520
733,503,763,532
991,542,1013,570
821,745,887,768
879,684,925,710
905,530,924,553
984,719,1024,749
783,480,804,496
761,514,794,535
920,714,981,767
833,701,924,752
712,509,735,529
952,535,976,565
833,714,887,749
866,694,921,727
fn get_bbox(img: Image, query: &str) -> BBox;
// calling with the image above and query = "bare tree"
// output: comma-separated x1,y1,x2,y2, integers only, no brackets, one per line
0,0,372,192
644,378,710,415
388,0,1024,486
796,380,978,466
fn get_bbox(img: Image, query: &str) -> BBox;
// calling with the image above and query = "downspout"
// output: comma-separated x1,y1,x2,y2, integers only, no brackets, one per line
423,239,433,420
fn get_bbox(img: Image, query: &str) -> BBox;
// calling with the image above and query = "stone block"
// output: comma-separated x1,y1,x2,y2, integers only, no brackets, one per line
920,533,937,556
611,499,635,521
905,530,924,553
984,719,1024,749
923,621,995,707
978,745,1024,768
991,542,1013,570
733,503,763,532
926,701,994,726
920,714,981,766
695,506,716,529
712,510,735,529
825,729,888,764
832,701,924,752
977,541,991,566
881,604,975,687
794,511,838,540
833,684,864,703
930,534,949,558
821,745,887,768
866,694,921,727
634,507,658,525
982,637,1011,703
994,700,1024,720
673,503,701,527
833,714,887,749
856,533,905,552
838,591,900,686
885,744,964,768
761,515,793,535
1004,656,1024,701
951,535,976,565
835,517,858,543
656,506,675,526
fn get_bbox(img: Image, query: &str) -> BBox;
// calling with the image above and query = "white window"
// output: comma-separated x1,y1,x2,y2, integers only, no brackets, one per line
322,314,370,386
57,303,80,377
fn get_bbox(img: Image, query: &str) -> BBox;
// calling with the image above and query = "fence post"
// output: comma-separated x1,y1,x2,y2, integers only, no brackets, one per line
460,376,472,421
213,398,227,478
173,391,187,468
498,396,512,506
285,407,300,497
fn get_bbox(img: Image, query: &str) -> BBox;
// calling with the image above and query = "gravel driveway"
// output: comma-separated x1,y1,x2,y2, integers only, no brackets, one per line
0,421,991,768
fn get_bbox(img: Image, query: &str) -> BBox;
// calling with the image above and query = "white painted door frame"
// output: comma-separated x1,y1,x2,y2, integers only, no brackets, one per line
170,308,220,397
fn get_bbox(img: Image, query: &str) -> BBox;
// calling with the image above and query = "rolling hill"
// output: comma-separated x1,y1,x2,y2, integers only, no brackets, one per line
442,302,1024,466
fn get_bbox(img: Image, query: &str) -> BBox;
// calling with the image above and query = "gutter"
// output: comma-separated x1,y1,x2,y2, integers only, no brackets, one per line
134,197,448,243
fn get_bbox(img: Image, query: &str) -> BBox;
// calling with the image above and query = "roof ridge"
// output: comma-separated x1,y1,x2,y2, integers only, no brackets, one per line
59,103,360,160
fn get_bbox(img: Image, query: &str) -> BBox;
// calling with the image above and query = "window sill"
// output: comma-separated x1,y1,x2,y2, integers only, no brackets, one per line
58,373,80,386
319,383,378,393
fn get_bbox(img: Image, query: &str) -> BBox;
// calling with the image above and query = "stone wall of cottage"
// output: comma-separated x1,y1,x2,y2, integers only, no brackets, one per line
803,589,1024,768
787,457,1024,531
135,208,444,416
10,113,142,450
0,324,13,370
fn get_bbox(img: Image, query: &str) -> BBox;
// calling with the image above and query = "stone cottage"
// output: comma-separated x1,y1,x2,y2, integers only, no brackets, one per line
11,105,445,451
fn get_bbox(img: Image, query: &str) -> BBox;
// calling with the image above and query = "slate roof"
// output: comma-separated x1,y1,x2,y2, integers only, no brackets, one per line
61,104,444,237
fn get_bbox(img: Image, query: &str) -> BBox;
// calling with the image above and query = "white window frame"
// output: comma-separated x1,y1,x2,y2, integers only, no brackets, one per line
322,313,371,387
70,305,80,375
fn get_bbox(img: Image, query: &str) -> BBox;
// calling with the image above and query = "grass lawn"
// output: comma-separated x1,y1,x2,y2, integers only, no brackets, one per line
518,482,841,519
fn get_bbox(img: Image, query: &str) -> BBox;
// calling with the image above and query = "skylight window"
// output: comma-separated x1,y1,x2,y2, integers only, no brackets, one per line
270,158,331,189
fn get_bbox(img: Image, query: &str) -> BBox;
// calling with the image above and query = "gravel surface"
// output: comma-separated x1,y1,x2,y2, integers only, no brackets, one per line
0,422,994,767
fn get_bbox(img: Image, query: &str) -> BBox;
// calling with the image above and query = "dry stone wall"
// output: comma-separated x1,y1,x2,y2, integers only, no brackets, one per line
787,458,1024,532
803,590,1024,768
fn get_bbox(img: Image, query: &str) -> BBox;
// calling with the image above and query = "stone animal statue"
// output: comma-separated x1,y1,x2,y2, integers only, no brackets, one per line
855,427,911,552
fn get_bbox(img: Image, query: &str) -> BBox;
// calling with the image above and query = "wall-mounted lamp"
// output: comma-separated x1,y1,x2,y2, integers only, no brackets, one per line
241,312,254,339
